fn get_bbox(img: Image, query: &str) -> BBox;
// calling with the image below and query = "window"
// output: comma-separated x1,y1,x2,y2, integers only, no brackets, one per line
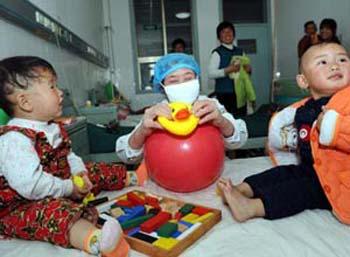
133,0,192,92
222,0,267,24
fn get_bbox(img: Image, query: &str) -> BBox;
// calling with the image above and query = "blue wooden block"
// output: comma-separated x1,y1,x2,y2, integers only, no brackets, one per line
170,230,181,238
127,226,140,236
178,220,193,228
118,205,146,223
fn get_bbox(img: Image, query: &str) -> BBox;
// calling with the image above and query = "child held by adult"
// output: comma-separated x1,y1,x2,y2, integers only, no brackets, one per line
218,43,350,224
0,56,147,256
116,53,248,164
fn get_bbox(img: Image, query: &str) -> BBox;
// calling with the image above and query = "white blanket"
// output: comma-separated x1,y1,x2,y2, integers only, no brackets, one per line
1,156,349,257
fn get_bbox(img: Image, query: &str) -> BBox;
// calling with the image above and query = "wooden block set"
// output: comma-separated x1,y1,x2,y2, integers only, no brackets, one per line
96,190,222,257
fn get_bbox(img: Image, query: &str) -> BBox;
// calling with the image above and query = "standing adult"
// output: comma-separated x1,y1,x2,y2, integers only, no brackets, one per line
297,20,320,58
208,21,252,117
319,18,341,44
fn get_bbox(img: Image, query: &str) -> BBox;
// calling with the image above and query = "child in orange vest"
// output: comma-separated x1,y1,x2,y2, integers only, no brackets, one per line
218,42,350,224
0,56,147,256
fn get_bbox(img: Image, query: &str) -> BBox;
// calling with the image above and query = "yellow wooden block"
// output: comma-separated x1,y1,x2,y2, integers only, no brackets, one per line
110,207,125,218
152,237,179,250
181,213,199,223
134,191,145,199
192,212,214,223
116,195,128,201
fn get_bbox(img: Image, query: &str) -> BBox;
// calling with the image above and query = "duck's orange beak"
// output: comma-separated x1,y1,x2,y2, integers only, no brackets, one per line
175,108,190,120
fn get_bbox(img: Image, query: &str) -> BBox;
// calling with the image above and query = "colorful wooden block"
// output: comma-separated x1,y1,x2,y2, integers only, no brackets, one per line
115,199,134,208
176,222,202,240
174,211,183,220
152,237,179,250
181,213,199,223
110,207,124,218
157,222,178,237
177,222,189,233
127,192,145,205
178,220,193,228
170,230,181,238
140,211,172,233
118,205,146,223
147,207,161,215
145,195,160,208
120,213,154,230
192,212,214,223
95,190,222,257
179,203,194,215
132,232,158,243
126,226,140,236
192,206,210,215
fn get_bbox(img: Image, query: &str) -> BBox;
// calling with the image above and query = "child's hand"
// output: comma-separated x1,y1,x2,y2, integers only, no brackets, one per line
141,103,172,136
71,173,93,200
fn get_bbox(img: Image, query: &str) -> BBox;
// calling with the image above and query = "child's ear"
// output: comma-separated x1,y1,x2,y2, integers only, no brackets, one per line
16,93,33,112
296,74,309,90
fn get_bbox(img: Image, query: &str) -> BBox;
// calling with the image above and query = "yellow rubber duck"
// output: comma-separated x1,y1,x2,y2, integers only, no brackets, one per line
157,102,199,136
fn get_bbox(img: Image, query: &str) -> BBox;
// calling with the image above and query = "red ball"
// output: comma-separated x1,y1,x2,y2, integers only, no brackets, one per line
144,124,225,192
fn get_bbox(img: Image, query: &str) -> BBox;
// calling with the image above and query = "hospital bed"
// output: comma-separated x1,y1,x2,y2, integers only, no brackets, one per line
1,156,349,257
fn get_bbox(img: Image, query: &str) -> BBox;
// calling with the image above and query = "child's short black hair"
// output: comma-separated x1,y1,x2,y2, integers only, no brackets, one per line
0,56,56,116
171,38,186,51
216,21,235,39
304,20,317,31
320,18,337,34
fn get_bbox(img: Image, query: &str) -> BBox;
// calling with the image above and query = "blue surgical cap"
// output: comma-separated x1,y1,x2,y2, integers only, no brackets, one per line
153,53,200,90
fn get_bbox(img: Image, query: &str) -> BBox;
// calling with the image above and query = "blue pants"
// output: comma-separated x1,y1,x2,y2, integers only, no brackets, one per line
244,164,331,220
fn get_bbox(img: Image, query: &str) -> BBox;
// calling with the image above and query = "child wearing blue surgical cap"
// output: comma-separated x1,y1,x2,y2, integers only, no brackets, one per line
116,53,248,164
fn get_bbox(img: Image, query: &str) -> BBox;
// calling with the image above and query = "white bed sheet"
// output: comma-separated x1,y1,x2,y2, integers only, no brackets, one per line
1,156,350,257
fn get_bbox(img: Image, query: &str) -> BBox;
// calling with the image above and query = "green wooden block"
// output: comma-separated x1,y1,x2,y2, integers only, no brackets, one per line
121,213,154,230
157,222,178,237
179,203,194,215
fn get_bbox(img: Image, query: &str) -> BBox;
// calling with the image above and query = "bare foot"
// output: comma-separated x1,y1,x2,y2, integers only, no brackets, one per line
217,178,231,205
217,179,263,222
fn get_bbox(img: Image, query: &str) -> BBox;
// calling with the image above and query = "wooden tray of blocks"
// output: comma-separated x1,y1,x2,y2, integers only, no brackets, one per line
96,190,222,257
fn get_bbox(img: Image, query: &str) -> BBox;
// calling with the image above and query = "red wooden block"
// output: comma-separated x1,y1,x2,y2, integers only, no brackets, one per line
116,199,134,208
145,196,160,208
127,192,145,205
192,206,210,215
140,211,171,233
174,211,183,220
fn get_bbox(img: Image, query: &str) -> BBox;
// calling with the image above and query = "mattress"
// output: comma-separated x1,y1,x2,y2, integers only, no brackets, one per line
1,156,350,257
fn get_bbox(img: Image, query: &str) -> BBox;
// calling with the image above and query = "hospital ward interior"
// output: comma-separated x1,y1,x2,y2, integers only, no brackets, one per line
1,0,350,257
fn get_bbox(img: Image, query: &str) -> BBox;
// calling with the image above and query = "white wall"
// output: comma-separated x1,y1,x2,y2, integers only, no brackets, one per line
193,0,220,93
0,0,107,108
107,0,165,110
275,0,350,79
